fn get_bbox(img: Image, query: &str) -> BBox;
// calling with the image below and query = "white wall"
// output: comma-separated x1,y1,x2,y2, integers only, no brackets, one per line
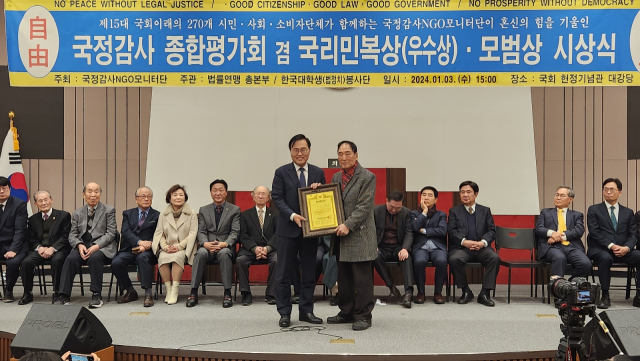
146,87,539,215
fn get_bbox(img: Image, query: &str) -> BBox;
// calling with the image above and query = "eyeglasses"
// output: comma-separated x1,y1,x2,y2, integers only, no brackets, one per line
136,195,153,199
35,199,51,204
603,187,619,193
554,194,569,198
291,148,309,155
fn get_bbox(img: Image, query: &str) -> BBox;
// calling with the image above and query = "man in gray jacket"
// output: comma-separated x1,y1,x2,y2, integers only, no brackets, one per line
56,182,117,308
327,141,377,331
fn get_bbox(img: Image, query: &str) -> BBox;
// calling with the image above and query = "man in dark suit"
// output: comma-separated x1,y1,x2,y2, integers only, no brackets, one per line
236,185,278,306
291,237,330,304
327,141,377,331
0,176,28,302
410,186,448,305
56,182,118,308
535,185,589,281
111,186,160,307
373,190,414,308
272,134,326,327
18,191,71,305
189,179,240,308
448,181,499,307
587,178,640,309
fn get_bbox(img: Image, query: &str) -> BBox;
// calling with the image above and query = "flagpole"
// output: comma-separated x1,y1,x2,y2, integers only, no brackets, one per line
8,111,19,151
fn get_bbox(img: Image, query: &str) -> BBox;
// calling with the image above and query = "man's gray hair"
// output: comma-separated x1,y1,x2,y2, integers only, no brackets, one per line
557,185,575,198
251,186,271,198
135,186,153,197
82,182,102,193
32,190,52,202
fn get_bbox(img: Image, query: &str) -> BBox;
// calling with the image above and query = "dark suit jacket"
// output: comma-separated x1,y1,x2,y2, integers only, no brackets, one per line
587,202,637,258
410,209,448,253
27,209,72,254
374,204,413,251
197,202,241,248
272,162,326,238
239,206,278,256
447,203,496,252
120,207,160,252
0,195,28,252
535,207,585,258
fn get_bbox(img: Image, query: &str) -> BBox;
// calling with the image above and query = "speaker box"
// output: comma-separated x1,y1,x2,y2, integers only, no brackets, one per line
10,304,112,358
583,309,640,361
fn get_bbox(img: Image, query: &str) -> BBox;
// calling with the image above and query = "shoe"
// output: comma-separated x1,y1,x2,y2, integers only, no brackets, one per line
327,314,355,324
434,293,445,304
633,294,640,308
3,291,14,303
54,294,70,305
143,294,154,307
241,292,253,306
164,281,172,303
598,294,611,309
477,294,495,307
223,295,233,308
279,314,291,327
389,286,402,298
400,293,412,308
167,281,179,305
457,291,474,304
89,293,103,309
186,294,198,307
0,291,2,300
300,312,323,324
352,319,372,331
51,292,59,304
117,290,139,304
414,293,425,304
291,293,300,304
265,295,276,305
330,293,339,306
18,293,33,305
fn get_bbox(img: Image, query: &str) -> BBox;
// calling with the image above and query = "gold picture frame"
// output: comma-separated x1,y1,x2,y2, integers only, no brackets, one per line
298,183,345,238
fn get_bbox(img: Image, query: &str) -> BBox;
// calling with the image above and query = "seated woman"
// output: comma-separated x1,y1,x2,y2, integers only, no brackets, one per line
152,184,198,305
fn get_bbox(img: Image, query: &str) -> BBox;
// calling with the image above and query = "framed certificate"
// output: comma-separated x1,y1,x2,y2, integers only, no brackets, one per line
298,183,345,238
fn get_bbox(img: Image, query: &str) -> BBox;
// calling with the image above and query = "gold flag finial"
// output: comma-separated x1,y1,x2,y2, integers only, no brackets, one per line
8,111,19,151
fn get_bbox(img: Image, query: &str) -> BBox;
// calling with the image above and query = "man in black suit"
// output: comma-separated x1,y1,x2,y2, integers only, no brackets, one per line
0,176,28,303
112,186,160,307
535,186,589,280
18,190,71,305
373,190,414,308
448,181,499,307
236,186,278,306
587,178,640,309
272,134,326,327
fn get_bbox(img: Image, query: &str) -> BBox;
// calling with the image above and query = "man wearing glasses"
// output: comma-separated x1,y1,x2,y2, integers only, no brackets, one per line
272,134,326,327
587,178,640,309
535,186,589,283
111,187,159,307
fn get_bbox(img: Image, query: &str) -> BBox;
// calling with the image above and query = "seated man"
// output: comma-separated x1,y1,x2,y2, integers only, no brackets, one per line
448,181,500,307
0,176,28,303
587,178,640,309
536,186,590,282
410,186,448,305
111,187,159,307
188,179,240,308
19,190,71,305
56,182,118,308
236,186,278,306
373,190,414,308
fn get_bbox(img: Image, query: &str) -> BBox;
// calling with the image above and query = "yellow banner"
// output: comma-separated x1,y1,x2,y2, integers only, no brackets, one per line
6,0,640,11
8,71,638,86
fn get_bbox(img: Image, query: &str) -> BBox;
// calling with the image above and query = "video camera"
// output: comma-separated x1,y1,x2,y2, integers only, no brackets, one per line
549,277,600,307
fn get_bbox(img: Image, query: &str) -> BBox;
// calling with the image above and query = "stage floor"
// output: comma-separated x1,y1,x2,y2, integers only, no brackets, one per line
1,283,638,359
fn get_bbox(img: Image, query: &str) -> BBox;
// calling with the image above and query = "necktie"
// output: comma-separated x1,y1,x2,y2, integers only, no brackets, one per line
43,213,49,221
139,211,146,227
299,168,306,188
87,207,95,229
468,206,474,214
610,206,617,231
216,205,222,213
258,208,264,229
558,209,569,246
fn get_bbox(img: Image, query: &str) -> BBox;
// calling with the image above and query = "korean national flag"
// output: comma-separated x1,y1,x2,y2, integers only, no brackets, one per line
0,126,32,216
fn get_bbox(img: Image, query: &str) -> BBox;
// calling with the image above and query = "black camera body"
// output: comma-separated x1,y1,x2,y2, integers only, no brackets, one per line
549,277,600,307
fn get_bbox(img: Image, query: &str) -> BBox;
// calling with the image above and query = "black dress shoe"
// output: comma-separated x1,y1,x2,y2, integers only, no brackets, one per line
633,294,640,308
3,291,15,303
186,294,198,307
457,292,474,304
265,295,276,305
327,314,355,324
117,290,139,304
18,293,33,305
400,293,412,308
241,292,253,306
352,319,372,331
291,293,300,304
51,292,59,304
223,295,233,308
598,294,611,309
330,293,338,306
300,312,323,324
389,286,402,298
477,294,495,307
279,314,291,327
